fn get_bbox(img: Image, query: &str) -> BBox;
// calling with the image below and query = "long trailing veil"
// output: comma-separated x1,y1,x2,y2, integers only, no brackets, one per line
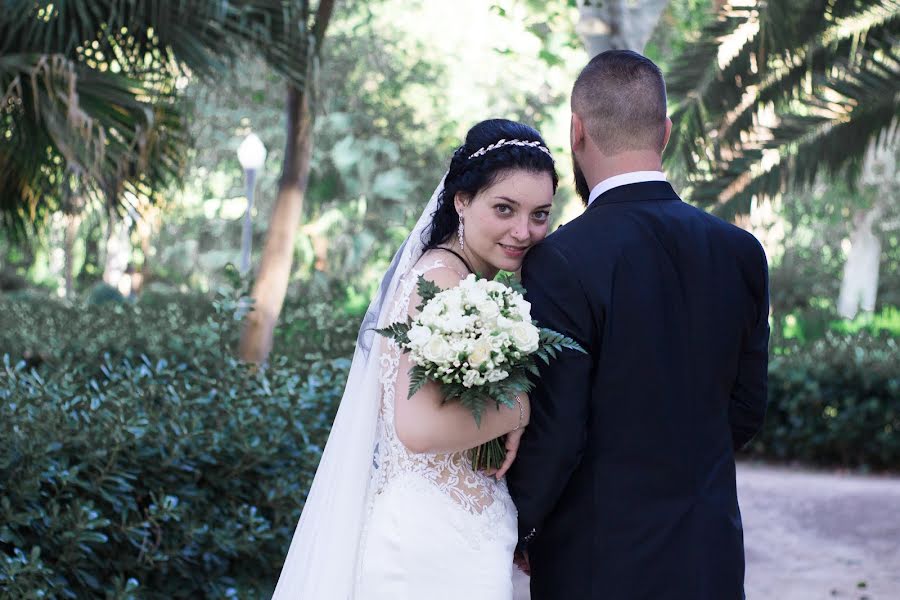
271,177,446,599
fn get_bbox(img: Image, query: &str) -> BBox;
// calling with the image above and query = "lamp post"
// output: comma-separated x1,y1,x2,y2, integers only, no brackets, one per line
237,133,267,275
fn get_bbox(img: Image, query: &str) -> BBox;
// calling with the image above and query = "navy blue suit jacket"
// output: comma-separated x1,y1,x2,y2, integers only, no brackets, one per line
506,181,769,600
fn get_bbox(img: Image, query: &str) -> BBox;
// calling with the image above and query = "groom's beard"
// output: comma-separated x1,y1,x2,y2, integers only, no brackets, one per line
572,156,591,207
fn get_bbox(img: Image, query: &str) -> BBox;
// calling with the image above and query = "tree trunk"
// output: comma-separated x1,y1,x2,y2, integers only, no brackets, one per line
577,0,671,55
837,201,884,319
239,85,314,364
836,129,898,318
103,210,131,290
133,206,156,296
63,210,81,298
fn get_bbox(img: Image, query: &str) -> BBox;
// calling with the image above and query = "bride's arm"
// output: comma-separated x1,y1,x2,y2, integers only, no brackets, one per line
392,266,530,455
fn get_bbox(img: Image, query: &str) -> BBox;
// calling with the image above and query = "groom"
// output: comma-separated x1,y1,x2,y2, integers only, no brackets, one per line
506,50,769,599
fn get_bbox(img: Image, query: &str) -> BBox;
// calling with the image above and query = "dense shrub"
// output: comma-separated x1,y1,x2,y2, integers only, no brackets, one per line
274,276,361,364
2,283,897,597
0,289,353,598
0,279,360,373
746,332,900,470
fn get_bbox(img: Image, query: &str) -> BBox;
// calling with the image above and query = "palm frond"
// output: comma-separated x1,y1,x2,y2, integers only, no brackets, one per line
0,0,315,233
0,51,187,232
666,0,900,215
0,0,311,86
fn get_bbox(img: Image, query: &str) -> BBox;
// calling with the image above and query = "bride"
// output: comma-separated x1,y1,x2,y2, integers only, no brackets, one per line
272,118,558,599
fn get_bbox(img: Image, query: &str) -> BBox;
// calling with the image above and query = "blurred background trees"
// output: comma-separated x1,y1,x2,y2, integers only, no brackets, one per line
1,0,898,596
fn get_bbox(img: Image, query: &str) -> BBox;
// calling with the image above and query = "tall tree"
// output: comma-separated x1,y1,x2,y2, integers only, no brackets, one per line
239,0,337,365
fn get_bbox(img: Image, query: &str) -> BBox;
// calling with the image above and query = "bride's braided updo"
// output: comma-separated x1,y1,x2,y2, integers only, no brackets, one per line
424,119,559,249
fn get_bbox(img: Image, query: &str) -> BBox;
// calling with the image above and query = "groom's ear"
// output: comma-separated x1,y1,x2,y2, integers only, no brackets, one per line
661,117,673,153
571,112,586,152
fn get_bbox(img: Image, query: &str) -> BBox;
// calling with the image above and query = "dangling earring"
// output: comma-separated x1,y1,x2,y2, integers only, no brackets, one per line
457,215,465,250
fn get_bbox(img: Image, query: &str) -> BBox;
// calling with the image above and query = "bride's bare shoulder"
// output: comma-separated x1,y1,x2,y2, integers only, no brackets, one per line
412,248,470,285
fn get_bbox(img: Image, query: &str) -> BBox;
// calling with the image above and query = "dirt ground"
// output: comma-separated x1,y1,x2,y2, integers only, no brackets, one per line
510,462,900,599
739,462,900,599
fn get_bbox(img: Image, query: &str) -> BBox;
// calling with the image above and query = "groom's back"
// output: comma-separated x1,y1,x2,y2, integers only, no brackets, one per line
518,181,768,600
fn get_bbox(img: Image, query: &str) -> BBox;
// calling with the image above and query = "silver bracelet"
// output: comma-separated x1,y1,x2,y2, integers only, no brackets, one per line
511,394,525,432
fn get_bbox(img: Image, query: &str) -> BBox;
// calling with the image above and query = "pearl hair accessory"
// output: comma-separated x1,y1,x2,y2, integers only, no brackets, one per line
467,138,553,160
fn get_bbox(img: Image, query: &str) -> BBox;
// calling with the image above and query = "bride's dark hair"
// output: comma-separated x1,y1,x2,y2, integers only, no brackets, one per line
424,119,559,249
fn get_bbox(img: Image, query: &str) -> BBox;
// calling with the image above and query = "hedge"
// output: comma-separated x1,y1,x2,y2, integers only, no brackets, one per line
747,332,899,470
1,290,897,597
1,290,350,598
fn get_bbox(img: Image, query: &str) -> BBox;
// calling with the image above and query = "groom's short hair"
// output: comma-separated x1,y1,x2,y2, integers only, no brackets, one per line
572,50,668,155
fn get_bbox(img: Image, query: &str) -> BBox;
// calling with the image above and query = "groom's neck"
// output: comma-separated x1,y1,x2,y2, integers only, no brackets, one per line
584,150,664,189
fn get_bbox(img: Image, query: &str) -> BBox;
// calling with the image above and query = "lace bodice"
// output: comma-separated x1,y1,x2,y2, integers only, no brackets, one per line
367,255,512,516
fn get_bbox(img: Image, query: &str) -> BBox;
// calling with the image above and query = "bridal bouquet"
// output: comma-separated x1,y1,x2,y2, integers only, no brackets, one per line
378,273,584,470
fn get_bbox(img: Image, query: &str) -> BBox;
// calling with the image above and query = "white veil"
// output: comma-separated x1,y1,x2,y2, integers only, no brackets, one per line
271,177,446,599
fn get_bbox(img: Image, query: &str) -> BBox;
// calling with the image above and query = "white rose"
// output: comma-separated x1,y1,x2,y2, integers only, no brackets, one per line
443,313,469,333
475,299,500,321
485,368,509,383
514,297,532,320
459,274,478,290
465,285,489,306
422,298,444,320
442,288,464,312
407,325,432,348
510,321,540,353
496,315,515,331
423,335,453,365
467,336,494,368
485,280,506,295
450,336,469,352
489,332,510,352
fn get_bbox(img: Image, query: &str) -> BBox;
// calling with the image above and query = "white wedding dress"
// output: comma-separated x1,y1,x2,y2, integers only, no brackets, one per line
354,257,520,599
270,178,527,600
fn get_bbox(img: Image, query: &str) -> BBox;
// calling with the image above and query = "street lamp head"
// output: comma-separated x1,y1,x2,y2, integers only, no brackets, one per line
237,132,267,171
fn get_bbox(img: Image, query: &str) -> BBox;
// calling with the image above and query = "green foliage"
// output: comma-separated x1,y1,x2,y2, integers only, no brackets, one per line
774,305,900,347
666,0,900,218
644,0,718,73
407,367,430,401
534,328,586,364
495,271,526,295
151,0,582,295
748,332,900,470
413,275,442,310
86,282,125,305
0,0,320,234
831,306,900,336
762,182,900,322
375,322,410,348
0,285,353,598
273,277,362,363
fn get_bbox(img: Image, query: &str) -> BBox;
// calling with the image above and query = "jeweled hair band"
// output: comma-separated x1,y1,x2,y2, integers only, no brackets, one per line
467,139,553,160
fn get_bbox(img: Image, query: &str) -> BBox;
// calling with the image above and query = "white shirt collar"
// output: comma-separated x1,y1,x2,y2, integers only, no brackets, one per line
587,171,667,206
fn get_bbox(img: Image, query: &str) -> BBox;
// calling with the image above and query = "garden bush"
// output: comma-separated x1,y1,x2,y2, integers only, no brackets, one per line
2,283,897,598
746,332,900,469
1,288,353,598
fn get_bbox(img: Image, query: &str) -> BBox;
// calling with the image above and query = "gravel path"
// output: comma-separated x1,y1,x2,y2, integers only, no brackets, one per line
512,462,900,599
739,462,900,599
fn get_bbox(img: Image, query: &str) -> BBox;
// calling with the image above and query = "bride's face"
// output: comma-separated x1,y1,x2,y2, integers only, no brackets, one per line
455,169,554,276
